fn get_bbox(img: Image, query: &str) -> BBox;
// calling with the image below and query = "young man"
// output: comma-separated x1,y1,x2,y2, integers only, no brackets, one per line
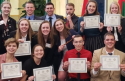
20,1,42,20
65,3,79,32
41,2,64,26
91,32,125,81
63,35,92,81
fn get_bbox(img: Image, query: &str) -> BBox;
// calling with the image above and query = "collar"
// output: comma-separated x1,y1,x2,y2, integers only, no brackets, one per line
22,34,27,38
26,14,34,19
74,47,85,53
46,14,56,19
105,49,114,55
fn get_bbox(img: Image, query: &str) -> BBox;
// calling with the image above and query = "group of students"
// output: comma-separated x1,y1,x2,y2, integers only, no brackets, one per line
0,0,125,81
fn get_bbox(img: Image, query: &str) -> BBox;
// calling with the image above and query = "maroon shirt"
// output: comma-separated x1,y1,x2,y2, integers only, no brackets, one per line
63,48,92,79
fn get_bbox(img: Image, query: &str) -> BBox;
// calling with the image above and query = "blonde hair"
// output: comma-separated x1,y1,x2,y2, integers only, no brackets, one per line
109,1,121,14
15,18,34,41
4,38,19,48
1,1,11,8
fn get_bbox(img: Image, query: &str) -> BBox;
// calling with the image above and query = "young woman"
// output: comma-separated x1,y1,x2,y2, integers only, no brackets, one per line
0,38,25,81
21,44,55,81
53,19,78,81
9,18,35,63
78,0,104,53
32,21,57,66
105,1,125,53
0,1,17,54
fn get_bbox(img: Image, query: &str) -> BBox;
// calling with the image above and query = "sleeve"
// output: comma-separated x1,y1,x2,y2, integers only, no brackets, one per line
121,18,125,45
60,16,64,21
70,29,78,35
90,50,100,77
31,35,38,50
12,19,17,30
73,17,79,32
22,60,32,76
78,17,84,35
88,51,92,62
100,16,104,23
63,51,68,62
121,53,125,77
9,31,16,38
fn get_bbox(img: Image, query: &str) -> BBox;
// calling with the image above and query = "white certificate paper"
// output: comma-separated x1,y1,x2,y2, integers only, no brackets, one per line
33,66,53,81
68,58,87,73
29,20,44,31
15,41,31,56
104,14,120,26
1,62,22,79
84,15,100,29
100,55,120,71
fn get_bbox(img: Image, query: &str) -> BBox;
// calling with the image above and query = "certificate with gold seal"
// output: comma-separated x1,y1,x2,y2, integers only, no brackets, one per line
29,20,44,31
100,55,120,71
104,14,120,26
1,62,22,79
33,66,53,81
68,58,87,73
15,41,31,56
84,15,100,29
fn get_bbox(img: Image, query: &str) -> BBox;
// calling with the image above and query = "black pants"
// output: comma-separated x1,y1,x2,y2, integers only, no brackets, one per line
68,78,90,81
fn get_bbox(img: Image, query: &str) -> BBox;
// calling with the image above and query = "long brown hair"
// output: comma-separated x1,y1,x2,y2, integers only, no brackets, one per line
37,21,54,49
15,18,34,41
84,0,100,16
53,19,70,38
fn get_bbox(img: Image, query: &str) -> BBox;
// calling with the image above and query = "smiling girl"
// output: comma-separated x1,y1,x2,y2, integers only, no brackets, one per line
78,0,104,53
0,1,17,54
9,18,35,63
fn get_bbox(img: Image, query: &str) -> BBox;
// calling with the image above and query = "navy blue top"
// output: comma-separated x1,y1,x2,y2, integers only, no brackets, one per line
78,15,103,37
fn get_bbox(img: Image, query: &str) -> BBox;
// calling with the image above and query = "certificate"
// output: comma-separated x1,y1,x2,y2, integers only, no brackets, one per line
33,66,53,81
100,55,120,71
84,15,100,29
29,20,44,31
15,41,31,56
68,58,87,73
1,62,22,79
104,14,120,26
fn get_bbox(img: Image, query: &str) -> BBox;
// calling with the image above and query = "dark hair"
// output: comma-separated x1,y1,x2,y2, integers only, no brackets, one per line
45,2,54,8
31,44,44,57
73,35,84,41
84,0,100,16
25,1,35,7
53,19,70,38
66,3,75,8
37,21,54,49
104,32,115,40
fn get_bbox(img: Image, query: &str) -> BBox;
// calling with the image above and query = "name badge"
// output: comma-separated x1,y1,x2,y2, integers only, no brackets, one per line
45,43,51,48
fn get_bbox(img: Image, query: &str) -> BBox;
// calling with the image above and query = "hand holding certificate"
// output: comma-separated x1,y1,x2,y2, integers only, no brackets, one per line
84,15,100,29
104,14,120,27
29,20,44,31
1,62,22,79
33,66,53,81
100,55,120,71
68,58,87,73
15,41,31,56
